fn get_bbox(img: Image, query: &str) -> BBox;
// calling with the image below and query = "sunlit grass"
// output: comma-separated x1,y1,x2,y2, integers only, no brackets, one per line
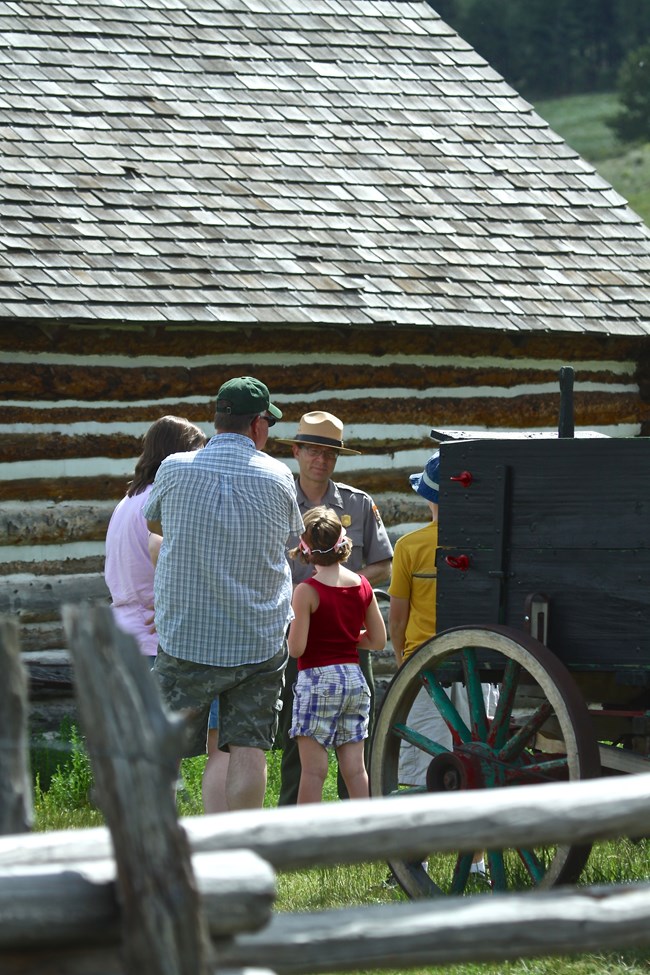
276,862,397,912
31,725,650,975
32,735,340,829
534,92,623,161
533,91,650,226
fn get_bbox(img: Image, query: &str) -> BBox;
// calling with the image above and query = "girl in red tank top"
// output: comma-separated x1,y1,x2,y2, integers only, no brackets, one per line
287,506,386,804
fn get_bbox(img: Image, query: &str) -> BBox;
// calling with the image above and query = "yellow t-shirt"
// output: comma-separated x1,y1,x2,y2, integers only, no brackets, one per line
388,521,438,660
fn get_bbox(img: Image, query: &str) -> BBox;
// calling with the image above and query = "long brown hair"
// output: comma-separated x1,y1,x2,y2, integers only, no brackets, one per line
128,415,207,496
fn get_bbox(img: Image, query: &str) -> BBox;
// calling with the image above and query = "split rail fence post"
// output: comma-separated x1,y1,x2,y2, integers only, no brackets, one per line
0,615,33,835
62,602,212,975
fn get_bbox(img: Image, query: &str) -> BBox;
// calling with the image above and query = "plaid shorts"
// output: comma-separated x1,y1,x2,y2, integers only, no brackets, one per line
154,646,287,756
290,663,370,748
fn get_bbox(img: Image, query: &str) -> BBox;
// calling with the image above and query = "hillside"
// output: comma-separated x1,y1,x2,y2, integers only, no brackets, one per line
534,92,650,227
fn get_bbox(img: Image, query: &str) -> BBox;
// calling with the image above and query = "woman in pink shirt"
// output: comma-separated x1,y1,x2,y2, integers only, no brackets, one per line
105,415,207,660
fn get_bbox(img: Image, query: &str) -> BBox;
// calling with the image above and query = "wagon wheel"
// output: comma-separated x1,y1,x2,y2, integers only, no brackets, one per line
369,624,601,898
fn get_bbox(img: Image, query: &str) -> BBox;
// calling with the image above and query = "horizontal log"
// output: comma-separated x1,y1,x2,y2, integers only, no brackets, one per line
184,773,650,868
14,622,66,652
25,650,75,702
16,650,154,713
4,433,431,466
4,362,205,401
20,647,395,700
0,938,277,975
0,473,419,505
0,319,640,361
3,360,638,405
0,502,115,546
0,947,277,975
0,496,420,549
4,883,650,974
219,883,650,972
0,434,141,465
1,391,646,433
0,556,105,577
28,672,74,698
22,650,71,667
0,477,126,503
28,699,78,735
0,574,109,621
0,850,275,949
599,744,650,774
2,772,650,872
0,404,209,428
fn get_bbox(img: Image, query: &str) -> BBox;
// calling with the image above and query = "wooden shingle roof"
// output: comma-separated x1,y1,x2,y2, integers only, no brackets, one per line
1,0,649,334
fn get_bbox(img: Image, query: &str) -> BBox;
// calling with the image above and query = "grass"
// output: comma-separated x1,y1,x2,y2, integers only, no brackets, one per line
533,92,623,162
32,722,104,830
29,725,650,975
31,732,340,829
532,91,650,226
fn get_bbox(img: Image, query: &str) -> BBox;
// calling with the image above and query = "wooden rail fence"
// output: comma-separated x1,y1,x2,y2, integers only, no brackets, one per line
1,607,650,975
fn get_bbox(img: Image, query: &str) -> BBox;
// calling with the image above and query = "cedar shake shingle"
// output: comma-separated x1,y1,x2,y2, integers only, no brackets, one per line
0,0,647,334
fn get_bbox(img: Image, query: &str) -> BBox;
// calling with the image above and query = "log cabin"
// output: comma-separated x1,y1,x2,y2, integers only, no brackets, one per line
0,0,649,725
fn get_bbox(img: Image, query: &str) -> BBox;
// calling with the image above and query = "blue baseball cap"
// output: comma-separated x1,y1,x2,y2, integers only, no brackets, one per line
409,451,440,503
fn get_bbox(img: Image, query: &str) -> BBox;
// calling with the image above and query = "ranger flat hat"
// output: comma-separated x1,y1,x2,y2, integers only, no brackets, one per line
276,411,361,455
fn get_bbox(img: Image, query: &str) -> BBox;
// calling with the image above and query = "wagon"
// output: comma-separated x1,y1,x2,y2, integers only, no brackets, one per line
369,371,650,897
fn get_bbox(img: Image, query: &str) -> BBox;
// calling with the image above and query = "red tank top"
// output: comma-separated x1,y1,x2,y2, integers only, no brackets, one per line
298,575,373,671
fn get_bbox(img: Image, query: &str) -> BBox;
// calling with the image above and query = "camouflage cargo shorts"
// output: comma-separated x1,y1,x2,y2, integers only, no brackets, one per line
153,646,287,757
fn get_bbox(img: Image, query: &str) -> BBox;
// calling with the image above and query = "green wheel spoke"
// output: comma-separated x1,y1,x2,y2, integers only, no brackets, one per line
517,847,547,885
498,701,553,763
451,852,473,894
393,721,450,758
487,850,507,891
502,755,569,785
487,658,520,749
461,648,488,741
421,669,472,744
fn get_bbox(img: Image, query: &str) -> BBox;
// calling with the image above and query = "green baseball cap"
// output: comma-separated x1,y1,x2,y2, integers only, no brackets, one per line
215,376,282,418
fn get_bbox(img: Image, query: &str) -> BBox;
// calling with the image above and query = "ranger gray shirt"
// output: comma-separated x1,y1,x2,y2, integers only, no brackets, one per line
288,478,393,585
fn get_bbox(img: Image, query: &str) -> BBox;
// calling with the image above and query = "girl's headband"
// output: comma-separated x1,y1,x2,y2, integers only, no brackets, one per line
299,525,347,556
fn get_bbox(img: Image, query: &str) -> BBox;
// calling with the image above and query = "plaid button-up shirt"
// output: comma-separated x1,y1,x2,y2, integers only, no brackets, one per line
144,433,303,667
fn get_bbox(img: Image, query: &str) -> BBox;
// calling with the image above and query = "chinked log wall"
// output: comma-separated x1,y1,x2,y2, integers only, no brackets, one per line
2,320,650,701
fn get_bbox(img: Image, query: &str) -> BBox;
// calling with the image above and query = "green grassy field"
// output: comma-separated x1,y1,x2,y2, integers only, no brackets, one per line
533,91,650,226
31,730,650,975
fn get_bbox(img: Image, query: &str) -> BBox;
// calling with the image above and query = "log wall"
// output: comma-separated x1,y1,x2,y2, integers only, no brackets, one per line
2,320,650,674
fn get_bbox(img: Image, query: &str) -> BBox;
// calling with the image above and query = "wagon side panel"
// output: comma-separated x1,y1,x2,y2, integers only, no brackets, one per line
437,438,650,676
